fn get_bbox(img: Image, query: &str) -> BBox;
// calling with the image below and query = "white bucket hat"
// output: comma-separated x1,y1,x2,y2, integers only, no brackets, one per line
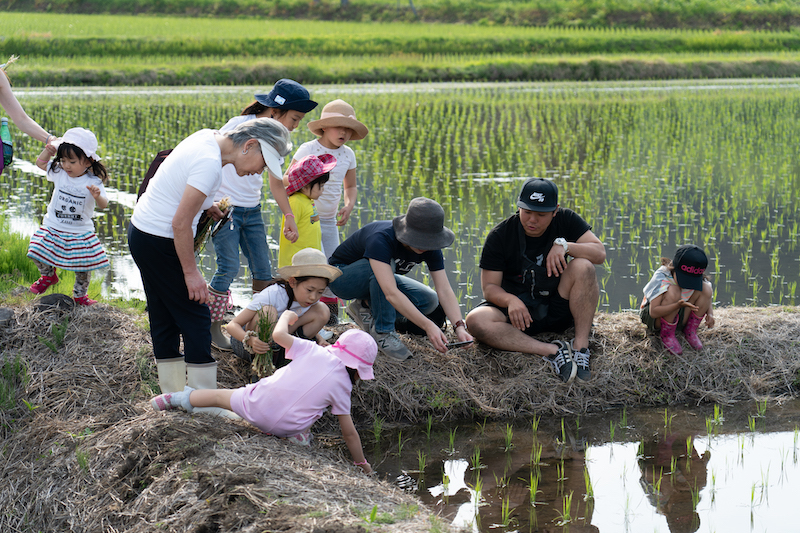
54,127,101,161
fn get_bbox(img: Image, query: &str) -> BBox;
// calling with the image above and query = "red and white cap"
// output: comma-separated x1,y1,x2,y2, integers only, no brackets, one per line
285,154,337,195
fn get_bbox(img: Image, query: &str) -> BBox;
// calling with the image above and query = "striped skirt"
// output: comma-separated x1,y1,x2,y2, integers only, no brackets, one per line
27,226,109,271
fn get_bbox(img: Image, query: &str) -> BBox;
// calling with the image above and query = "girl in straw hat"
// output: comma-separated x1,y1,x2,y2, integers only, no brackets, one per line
151,307,377,473
225,248,341,366
286,99,369,324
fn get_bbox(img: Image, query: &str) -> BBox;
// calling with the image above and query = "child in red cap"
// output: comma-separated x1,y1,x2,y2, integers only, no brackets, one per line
151,309,377,473
640,244,716,355
278,154,337,270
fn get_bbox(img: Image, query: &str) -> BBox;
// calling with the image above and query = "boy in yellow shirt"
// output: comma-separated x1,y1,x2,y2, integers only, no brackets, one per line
279,154,336,268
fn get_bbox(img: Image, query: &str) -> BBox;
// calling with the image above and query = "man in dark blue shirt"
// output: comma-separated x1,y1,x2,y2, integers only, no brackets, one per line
329,197,472,361
465,179,606,384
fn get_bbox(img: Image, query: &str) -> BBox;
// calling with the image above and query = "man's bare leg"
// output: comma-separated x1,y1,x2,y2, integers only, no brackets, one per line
465,306,559,357
557,258,599,352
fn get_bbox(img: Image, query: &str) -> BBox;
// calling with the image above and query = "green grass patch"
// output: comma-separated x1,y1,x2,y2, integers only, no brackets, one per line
0,352,29,411
4,0,800,29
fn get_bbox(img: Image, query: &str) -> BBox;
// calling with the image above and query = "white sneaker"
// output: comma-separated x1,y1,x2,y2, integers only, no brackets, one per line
369,325,412,361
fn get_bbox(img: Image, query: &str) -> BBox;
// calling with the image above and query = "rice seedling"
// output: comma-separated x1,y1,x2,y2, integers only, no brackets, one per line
499,496,513,528
425,413,433,440
531,415,540,436
475,417,486,436
757,399,768,418
527,470,541,505
583,466,594,501
471,446,483,471
397,430,409,457
417,450,427,474
250,309,275,379
531,441,543,466
372,416,384,444
503,423,514,452
554,491,575,526
447,427,457,454
609,421,616,441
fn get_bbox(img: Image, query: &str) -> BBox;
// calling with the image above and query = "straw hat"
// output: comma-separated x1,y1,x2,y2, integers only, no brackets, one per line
328,329,377,380
285,154,337,195
393,197,455,250
275,248,342,282
307,99,369,141
54,127,101,161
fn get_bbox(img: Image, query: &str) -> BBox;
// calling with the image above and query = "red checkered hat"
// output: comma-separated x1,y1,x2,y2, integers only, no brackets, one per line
285,154,337,195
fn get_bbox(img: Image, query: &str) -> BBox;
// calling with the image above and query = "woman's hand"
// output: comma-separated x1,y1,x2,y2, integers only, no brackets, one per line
184,269,209,304
283,216,299,243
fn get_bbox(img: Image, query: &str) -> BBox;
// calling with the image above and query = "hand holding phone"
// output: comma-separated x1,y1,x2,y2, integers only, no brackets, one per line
446,340,473,349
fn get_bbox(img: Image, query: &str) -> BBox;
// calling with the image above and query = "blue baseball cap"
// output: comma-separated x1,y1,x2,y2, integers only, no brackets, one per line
254,79,317,113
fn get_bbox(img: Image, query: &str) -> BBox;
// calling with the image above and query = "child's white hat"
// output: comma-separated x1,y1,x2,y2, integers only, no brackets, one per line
307,99,369,141
54,127,101,161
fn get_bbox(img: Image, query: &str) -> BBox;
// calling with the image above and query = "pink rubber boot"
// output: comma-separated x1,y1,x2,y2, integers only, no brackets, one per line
683,311,705,350
659,315,683,355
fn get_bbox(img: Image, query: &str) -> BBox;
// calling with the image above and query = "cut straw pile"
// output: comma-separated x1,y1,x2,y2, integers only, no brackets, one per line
1,300,799,532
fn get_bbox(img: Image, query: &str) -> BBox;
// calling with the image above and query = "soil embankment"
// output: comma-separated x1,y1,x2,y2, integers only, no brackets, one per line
1,299,798,531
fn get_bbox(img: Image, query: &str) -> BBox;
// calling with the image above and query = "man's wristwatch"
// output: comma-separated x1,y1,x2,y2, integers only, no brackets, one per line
554,238,569,256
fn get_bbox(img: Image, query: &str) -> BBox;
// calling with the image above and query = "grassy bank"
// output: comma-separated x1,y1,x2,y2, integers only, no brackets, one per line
6,14,800,57
5,0,800,29
8,51,800,86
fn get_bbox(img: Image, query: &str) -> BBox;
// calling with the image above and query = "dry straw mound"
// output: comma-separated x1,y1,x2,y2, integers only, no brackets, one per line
0,302,438,533
1,301,799,532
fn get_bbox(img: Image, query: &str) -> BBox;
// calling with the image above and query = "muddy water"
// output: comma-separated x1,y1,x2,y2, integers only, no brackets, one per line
370,401,800,533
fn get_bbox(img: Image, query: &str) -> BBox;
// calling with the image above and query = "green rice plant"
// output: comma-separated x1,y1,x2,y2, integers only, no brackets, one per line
531,415,540,436
417,450,427,474
250,309,275,379
714,404,724,425
475,417,486,436
609,420,616,441
748,415,757,433
447,426,457,454
372,416,385,444
0,352,29,410
397,430,409,457
554,491,575,526
583,465,594,501
671,455,678,475
503,423,514,452
527,470,541,505
471,446,483,471
757,399,768,418
425,413,433,440
75,448,89,474
620,407,628,428
500,496,512,527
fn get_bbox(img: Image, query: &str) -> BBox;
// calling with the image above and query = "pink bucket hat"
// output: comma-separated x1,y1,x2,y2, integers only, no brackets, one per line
328,329,377,380
285,154,337,195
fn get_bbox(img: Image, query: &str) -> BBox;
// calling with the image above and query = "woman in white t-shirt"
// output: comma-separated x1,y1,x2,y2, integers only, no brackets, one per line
208,79,317,351
128,118,291,412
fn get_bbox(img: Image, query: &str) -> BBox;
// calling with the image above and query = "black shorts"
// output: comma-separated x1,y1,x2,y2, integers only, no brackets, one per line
479,292,574,336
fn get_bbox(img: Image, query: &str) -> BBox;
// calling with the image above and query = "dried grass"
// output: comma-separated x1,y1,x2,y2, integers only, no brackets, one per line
1,300,799,532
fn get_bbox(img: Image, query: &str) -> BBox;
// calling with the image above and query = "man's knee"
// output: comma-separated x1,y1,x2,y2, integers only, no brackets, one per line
465,306,503,337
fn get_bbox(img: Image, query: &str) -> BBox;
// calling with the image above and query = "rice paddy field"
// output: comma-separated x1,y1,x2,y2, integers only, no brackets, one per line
2,79,799,313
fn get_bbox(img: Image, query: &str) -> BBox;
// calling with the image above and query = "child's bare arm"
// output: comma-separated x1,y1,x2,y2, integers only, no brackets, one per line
337,169,357,226
228,307,273,354
35,143,56,171
337,414,371,474
648,291,697,318
87,184,108,209
272,310,298,351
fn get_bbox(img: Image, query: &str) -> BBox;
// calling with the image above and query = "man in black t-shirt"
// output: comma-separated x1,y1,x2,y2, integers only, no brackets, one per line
329,198,472,361
465,179,606,384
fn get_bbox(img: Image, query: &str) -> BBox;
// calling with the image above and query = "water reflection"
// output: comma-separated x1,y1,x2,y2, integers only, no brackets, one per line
374,403,800,533
638,432,710,533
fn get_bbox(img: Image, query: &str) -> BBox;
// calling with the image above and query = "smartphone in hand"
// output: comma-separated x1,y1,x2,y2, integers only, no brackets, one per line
446,340,474,349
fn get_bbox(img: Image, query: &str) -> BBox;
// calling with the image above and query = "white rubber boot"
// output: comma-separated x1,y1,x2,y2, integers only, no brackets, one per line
210,321,232,351
156,357,186,394
186,362,241,419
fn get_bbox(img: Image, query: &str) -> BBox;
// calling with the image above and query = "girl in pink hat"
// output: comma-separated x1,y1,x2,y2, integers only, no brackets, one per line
27,127,109,305
285,99,369,324
151,309,378,474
